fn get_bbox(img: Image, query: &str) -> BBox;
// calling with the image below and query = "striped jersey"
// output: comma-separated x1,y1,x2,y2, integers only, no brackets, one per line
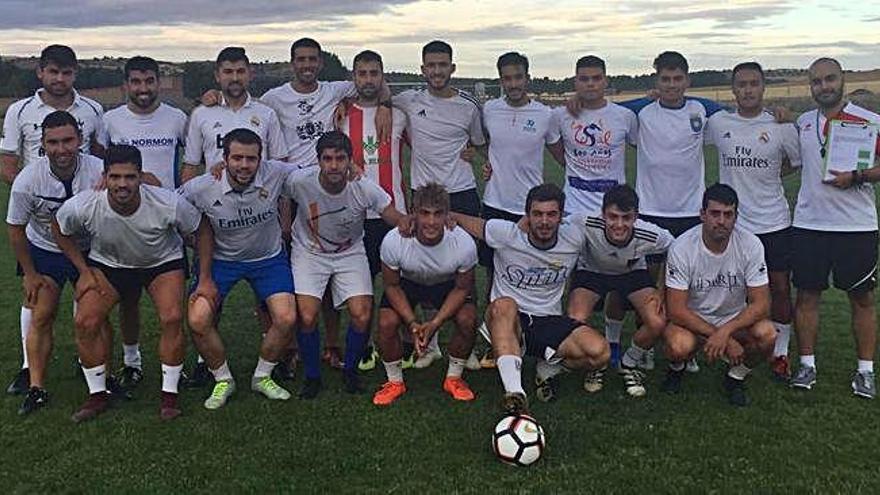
581,216,674,274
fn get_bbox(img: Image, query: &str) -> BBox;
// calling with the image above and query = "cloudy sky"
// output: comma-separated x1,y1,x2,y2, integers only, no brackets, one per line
1,0,878,77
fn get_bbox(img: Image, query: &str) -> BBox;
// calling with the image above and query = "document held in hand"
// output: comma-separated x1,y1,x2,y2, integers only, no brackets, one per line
823,119,879,182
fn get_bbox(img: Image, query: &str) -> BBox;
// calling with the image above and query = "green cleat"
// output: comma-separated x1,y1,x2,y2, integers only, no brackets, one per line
204,379,235,410
358,346,379,372
251,375,291,401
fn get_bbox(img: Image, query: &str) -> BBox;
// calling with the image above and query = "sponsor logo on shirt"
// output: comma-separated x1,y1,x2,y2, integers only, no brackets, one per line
693,271,743,292
502,261,567,289
119,137,176,148
417,109,427,118
721,146,770,169
522,119,537,133
297,100,314,116
217,205,276,229
296,121,324,142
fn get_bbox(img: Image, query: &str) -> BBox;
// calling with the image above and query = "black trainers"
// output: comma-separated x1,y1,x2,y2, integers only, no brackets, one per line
107,375,134,401
116,366,143,389
18,387,49,416
343,370,364,394
535,375,559,403
6,368,29,395
272,359,295,382
185,362,213,389
723,374,749,407
298,377,322,400
661,367,685,394
501,392,529,416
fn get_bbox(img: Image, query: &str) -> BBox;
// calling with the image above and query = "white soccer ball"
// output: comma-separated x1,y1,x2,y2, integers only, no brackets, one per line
492,414,545,466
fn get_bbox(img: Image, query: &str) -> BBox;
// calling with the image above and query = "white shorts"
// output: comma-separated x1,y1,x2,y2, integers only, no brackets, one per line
291,248,373,307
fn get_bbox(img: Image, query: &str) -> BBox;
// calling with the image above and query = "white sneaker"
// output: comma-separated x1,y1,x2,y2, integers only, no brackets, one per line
477,322,492,343
465,351,481,371
414,348,443,369
686,357,700,373
639,348,655,371
204,379,235,410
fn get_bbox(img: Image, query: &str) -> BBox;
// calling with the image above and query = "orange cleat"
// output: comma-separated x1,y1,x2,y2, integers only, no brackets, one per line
372,381,406,406
771,355,790,382
443,376,475,401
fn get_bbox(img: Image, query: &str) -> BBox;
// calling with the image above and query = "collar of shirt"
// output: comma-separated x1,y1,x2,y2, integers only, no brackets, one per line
34,88,84,111
219,93,255,112
220,167,265,195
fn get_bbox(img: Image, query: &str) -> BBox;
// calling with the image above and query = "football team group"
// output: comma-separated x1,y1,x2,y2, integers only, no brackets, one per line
2,38,878,425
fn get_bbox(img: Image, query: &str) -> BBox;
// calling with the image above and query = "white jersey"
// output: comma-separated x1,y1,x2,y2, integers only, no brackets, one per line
260,81,356,168
666,225,768,326
184,94,287,167
1,89,104,167
380,227,477,286
340,104,408,219
288,167,391,257
102,103,187,189
486,215,589,316
623,97,724,217
179,160,295,262
393,88,486,193
706,110,800,234
793,103,880,232
581,217,674,274
483,98,558,215
6,154,104,253
551,102,638,214
56,185,201,269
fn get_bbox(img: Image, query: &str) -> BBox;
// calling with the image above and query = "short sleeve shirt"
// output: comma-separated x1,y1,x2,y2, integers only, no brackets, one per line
380,227,477,286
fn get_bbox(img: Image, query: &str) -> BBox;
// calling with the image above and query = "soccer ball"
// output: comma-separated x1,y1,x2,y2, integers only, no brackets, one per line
492,414,545,466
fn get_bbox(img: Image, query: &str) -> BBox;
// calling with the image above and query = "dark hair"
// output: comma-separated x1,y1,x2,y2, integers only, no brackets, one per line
216,47,249,68
809,57,843,73
222,128,263,160
316,130,353,159
413,183,450,214
41,110,80,138
602,184,639,213
422,40,453,60
576,55,606,73
291,38,322,59
104,144,143,173
525,183,565,214
732,61,764,83
353,50,383,71
124,56,160,80
39,44,77,69
653,51,689,74
702,183,738,210
497,52,529,74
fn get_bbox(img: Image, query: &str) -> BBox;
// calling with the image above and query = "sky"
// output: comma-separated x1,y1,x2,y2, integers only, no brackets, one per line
1,0,879,78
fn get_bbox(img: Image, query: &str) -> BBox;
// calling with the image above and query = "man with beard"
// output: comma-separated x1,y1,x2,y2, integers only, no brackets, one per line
1,44,105,395
788,58,880,398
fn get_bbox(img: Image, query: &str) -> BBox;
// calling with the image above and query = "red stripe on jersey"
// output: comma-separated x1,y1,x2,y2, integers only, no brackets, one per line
348,105,365,174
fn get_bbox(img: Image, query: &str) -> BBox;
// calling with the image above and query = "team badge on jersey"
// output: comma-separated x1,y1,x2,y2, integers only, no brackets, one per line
258,187,269,199
522,119,537,133
250,115,262,128
689,114,703,133
759,131,770,144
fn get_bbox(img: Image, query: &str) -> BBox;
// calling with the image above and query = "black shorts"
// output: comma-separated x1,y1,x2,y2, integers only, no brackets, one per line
478,204,522,267
757,227,793,272
639,214,701,263
380,279,471,310
89,258,187,297
16,242,82,289
363,218,393,278
570,269,654,299
449,188,482,217
519,312,582,361
791,228,878,293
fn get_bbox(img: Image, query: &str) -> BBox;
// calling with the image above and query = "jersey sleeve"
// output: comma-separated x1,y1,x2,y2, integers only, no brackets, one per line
704,113,719,146
650,226,675,256
779,123,801,168
467,104,487,146
0,104,22,155
91,107,108,147
690,96,727,118
664,241,690,291
6,172,34,226
545,109,562,145
265,110,289,161
379,230,402,271
99,113,112,147
484,219,518,250
744,236,769,287
617,97,653,114
329,81,357,102
392,91,416,114
624,106,639,146
174,196,202,236
183,109,204,165
457,231,479,272
55,193,86,237
364,180,392,215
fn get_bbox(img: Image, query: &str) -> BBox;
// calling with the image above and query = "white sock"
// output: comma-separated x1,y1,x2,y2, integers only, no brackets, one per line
383,360,404,383
622,344,647,368
210,361,234,382
605,317,623,344
253,357,277,378
427,331,440,353
727,364,751,381
858,360,874,373
535,359,564,381
197,354,205,364
496,355,525,395
800,354,816,369
123,344,142,369
82,364,107,394
773,322,791,357
20,306,31,369
161,363,183,393
446,356,466,378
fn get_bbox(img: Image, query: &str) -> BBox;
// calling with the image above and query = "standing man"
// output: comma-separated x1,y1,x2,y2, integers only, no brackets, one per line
1,44,105,395
53,144,202,422
705,62,801,380
789,57,880,398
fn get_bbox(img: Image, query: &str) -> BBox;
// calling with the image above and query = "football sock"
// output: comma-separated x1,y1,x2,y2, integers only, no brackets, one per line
669,361,686,372
20,306,31,369
800,354,816,369
383,360,404,383
427,331,440,353
605,317,623,344
535,359,564,381
858,360,874,373
161,363,183,394
622,344,648,368
727,364,751,381
773,322,791,357
253,357,277,379
446,356,466,378
123,344,142,369
344,326,368,371
496,355,525,395
297,329,321,379
210,361,233,382
82,364,107,394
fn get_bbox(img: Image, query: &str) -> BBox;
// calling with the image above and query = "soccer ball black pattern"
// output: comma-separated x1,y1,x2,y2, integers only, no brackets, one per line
492,414,545,466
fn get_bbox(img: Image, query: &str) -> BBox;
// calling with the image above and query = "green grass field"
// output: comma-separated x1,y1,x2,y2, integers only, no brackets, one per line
2,147,880,494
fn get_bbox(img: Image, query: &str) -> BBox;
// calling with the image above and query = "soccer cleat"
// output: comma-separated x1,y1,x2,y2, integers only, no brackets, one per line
609,342,621,369
465,351,482,371
619,366,647,397
661,367,685,394
18,387,49,416
343,370,364,394
414,348,443,369
790,366,817,390
204,379,236,410
298,377,322,400
852,371,876,399
401,351,415,370
6,368,30,395
251,376,291,401
771,355,791,382
723,374,749,407
443,376,475,401
501,392,529,416
185,362,213,389
272,358,296,382
71,392,110,423
686,357,700,373
583,368,606,393
640,348,656,371
358,346,379,372
477,321,492,343
535,375,559,403
372,381,406,406
322,347,343,370
116,366,144,389
159,391,182,421
107,375,134,401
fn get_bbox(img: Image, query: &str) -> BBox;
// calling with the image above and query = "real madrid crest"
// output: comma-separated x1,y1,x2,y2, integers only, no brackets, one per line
250,115,261,127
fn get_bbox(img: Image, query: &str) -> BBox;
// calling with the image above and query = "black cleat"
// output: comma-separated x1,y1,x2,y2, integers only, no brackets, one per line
107,375,134,401
272,359,295,382
501,392,529,416
535,375,559,403
723,374,750,407
298,377,322,400
6,368,30,395
116,366,144,389
661,367,685,394
18,387,49,416
185,362,213,389
343,370,364,394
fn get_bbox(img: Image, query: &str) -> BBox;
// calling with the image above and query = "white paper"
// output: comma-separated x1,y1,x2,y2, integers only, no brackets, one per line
824,120,878,181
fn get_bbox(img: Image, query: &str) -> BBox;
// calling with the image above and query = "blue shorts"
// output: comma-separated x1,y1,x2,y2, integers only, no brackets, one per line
191,251,294,303
16,242,80,288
